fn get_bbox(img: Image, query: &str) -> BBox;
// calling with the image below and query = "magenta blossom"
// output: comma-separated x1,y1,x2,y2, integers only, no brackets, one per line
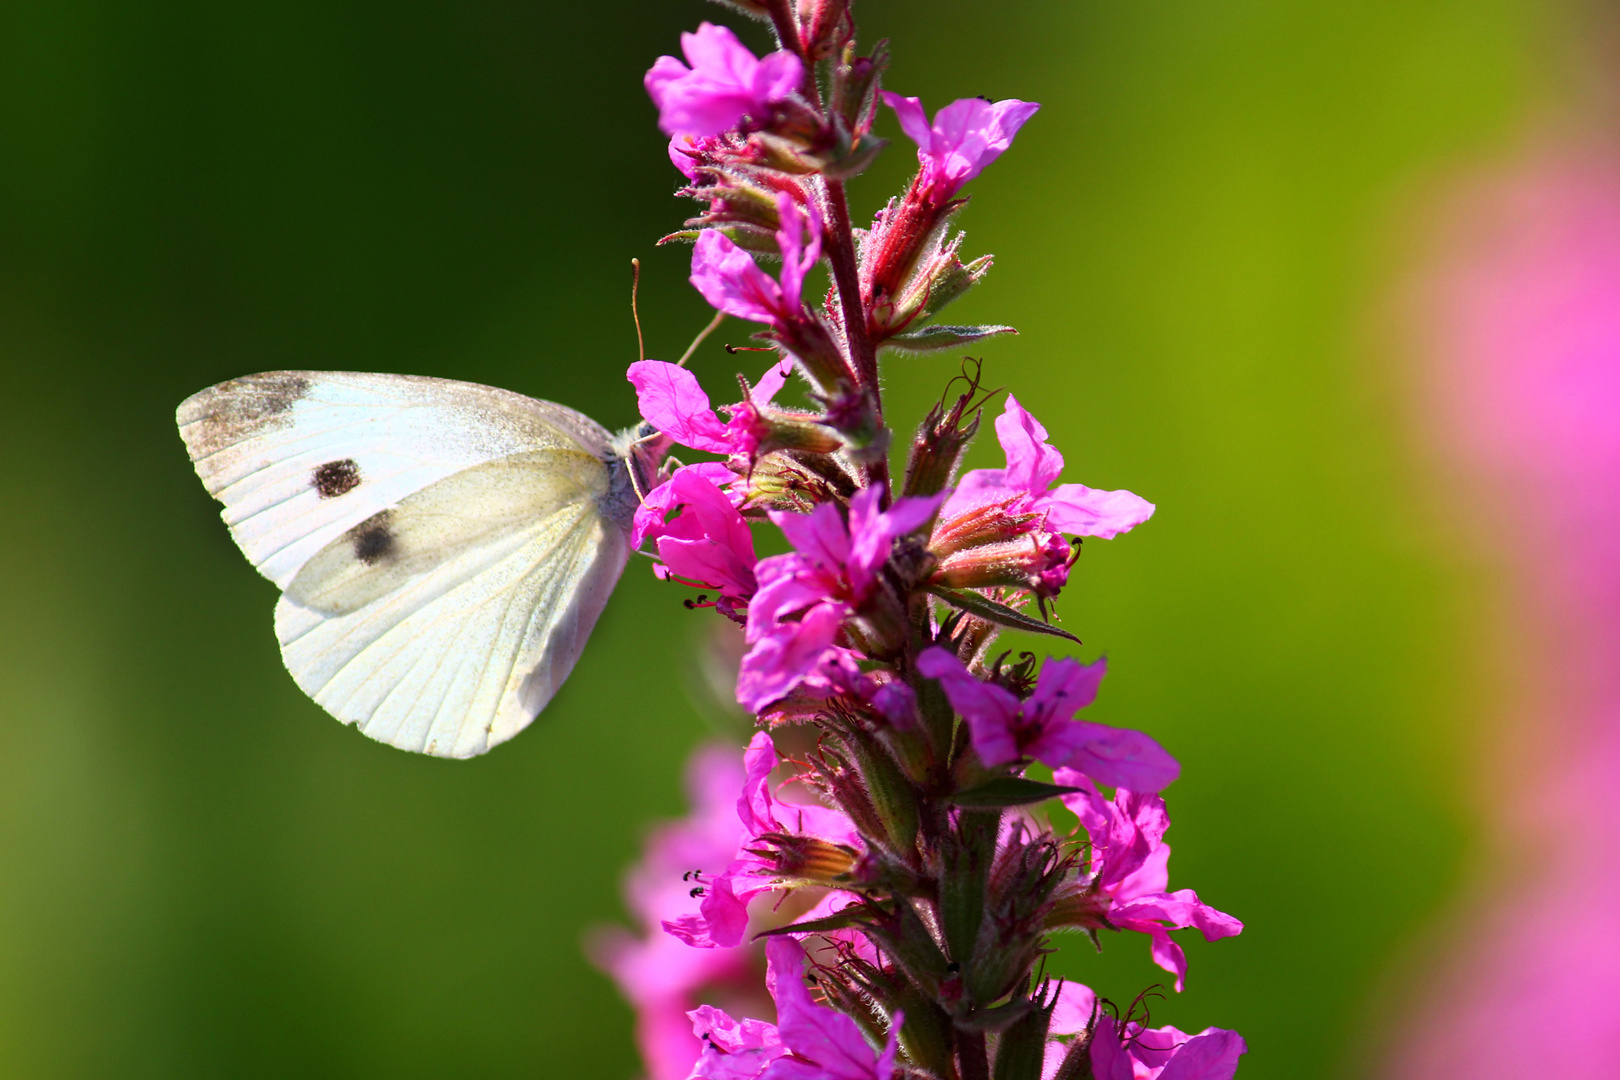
916,648,1179,791
881,92,1040,204
737,486,941,712
631,466,758,615
1055,772,1242,991
669,133,714,180
588,746,762,1080
646,22,804,137
692,193,823,328
1088,1014,1247,1080
691,938,902,1080
942,394,1154,540
628,357,794,462
665,732,861,949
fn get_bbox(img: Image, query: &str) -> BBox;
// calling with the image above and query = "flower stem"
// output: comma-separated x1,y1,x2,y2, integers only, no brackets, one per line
956,1027,991,1080
824,178,879,393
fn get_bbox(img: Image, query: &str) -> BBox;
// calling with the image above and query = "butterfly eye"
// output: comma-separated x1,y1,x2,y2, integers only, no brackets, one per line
636,421,658,440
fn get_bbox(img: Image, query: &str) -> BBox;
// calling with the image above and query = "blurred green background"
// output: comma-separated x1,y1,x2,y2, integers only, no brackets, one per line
0,0,1556,1076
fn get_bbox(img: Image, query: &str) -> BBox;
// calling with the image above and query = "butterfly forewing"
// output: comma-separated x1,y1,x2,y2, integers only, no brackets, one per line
177,371,636,758
177,371,617,588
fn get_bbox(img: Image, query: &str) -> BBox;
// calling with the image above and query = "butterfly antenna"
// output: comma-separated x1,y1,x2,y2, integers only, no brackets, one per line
677,310,726,367
630,258,646,364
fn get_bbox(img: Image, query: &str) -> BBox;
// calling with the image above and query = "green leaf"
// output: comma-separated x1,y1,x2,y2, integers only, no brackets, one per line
925,585,1081,643
753,906,871,940
883,324,1018,356
945,777,1082,808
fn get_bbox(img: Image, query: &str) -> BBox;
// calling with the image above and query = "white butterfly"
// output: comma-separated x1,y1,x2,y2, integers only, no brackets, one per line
177,371,664,759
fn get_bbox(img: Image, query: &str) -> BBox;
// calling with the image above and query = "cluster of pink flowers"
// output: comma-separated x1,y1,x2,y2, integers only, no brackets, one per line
598,6,1246,1079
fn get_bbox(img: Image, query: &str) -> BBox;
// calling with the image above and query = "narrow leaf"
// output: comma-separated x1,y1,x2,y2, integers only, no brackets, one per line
884,324,1018,356
753,907,870,940
945,777,1082,808
925,585,1081,643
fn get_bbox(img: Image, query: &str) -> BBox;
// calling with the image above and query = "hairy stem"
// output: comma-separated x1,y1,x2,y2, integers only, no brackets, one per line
957,1027,991,1080
824,178,879,392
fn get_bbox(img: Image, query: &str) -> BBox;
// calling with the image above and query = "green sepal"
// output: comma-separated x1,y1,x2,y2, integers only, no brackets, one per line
883,324,1018,356
945,777,1082,808
925,585,1082,643
752,906,870,940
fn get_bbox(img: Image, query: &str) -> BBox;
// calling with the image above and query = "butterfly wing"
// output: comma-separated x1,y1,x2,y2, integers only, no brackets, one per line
177,372,637,757
177,370,619,588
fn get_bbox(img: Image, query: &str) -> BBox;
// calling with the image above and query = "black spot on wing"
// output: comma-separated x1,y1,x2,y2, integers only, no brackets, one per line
348,510,397,566
313,458,362,498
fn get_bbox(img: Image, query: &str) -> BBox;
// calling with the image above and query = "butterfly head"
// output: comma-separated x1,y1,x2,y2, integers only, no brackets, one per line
610,421,672,506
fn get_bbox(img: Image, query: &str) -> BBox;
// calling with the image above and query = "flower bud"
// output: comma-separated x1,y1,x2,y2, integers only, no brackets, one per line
727,402,846,458
797,0,851,59
904,395,981,499
1041,879,1112,933
749,832,860,883
931,532,1073,598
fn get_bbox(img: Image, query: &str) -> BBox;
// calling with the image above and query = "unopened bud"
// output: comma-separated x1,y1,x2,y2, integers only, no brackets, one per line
1042,881,1112,933
750,832,860,883
931,533,1072,598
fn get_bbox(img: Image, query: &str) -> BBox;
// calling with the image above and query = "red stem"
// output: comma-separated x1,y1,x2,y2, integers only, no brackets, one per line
823,179,878,392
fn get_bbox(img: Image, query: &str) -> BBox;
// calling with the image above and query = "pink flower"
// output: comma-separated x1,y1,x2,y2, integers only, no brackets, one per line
689,1004,786,1080
737,486,942,712
628,357,794,460
941,394,1155,540
1054,772,1243,991
665,732,861,949
915,648,1179,791
669,133,714,180
588,745,764,1080
692,193,823,327
646,22,805,137
881,93,1040,204
1087,1014,1246,1080
690,938,902,1080
631,466,758,615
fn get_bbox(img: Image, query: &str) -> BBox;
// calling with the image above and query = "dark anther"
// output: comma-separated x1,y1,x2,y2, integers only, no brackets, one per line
689,887,706,898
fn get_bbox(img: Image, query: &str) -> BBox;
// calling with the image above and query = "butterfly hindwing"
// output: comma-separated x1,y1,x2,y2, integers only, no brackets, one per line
275,449,627,758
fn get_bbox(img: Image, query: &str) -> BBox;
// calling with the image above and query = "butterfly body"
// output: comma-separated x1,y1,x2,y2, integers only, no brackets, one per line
178,371,661,758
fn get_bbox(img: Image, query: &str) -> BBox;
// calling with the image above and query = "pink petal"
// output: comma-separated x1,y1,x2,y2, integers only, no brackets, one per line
1028,655,1108,721
1156,1029,1247,1080
1058,721,1180,793
668,134,705,180
1087,1016,1138,1080
880,91,936,154
916,647,1024,767
764,939,884,1079
746,557,838,642
644,54,692,111
1047,979,1097,1036
679,23,751,79
752,50,806,107
1038,484,1155,539
692,229,783,324
736,601,846,711
928,97,1039,187
995,394,1066,493
773,500,853,572
753,358,795,405
629,360,735,454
